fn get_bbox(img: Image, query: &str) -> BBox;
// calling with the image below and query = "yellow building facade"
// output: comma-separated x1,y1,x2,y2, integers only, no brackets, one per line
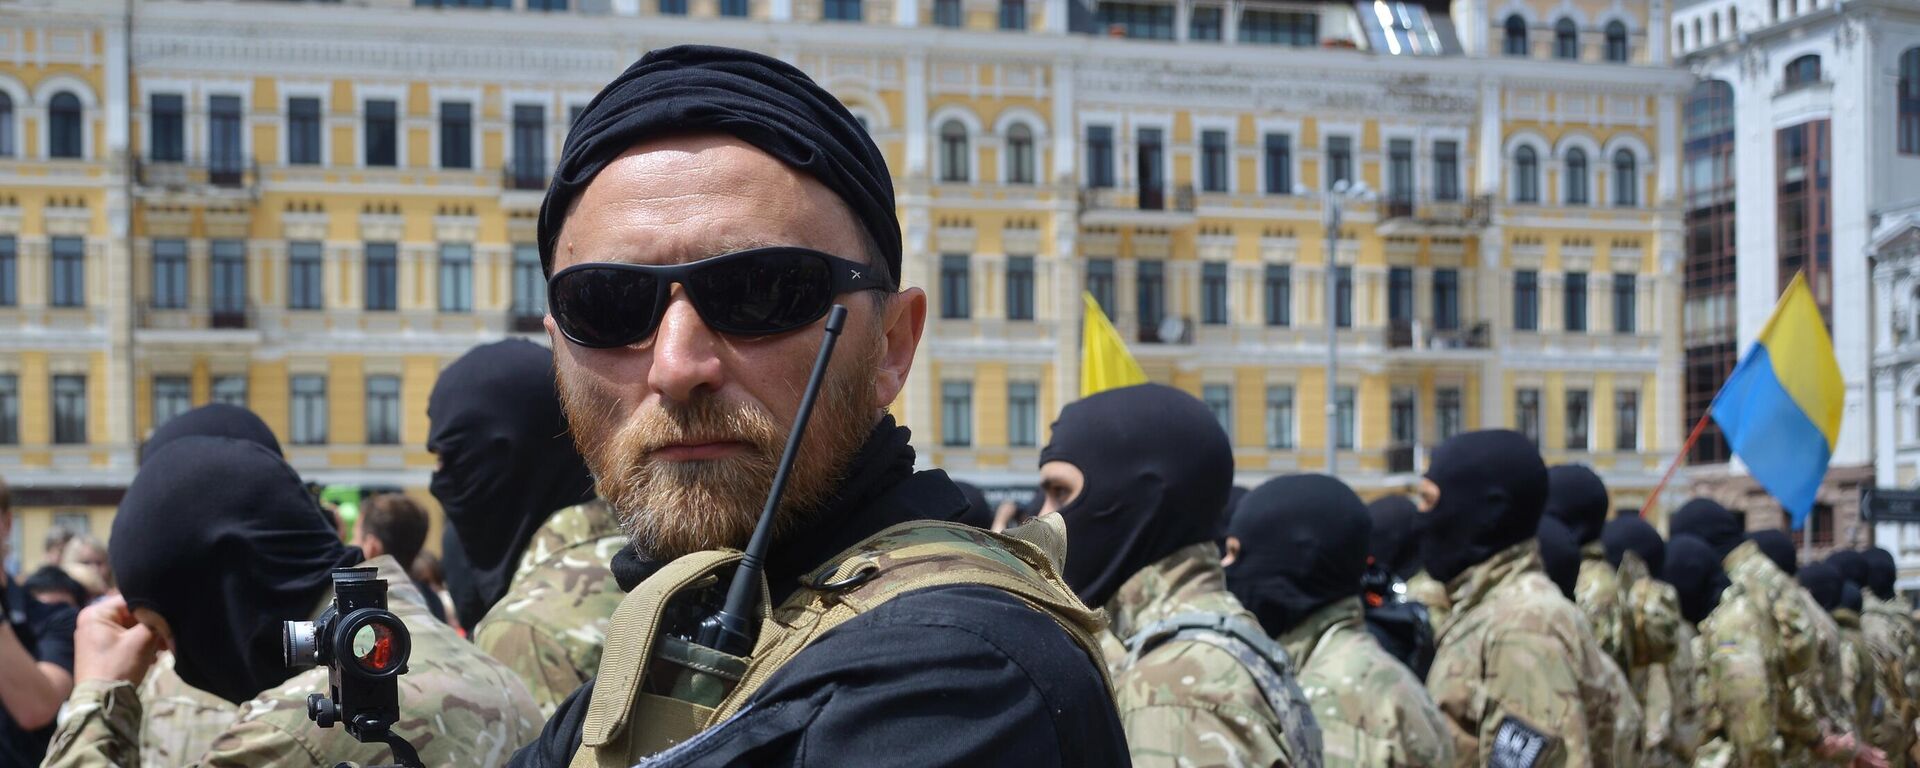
0,0,1689,571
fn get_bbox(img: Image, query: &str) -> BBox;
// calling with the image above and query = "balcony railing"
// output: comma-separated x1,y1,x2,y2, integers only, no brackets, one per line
1388,318,1416,348
1386,444,1417,474
210,303,254,330
1376,193,1491,228
503,159,549,191
1079,183,1197,215
1429,321,1491,349
510,312,545,333
1136,315,1193,345
133,156,260,197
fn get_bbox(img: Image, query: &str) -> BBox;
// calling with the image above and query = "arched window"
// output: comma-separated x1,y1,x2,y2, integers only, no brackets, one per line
1005,123,1035,185
1710,14,1720,42
1504,15,1529,56
1565,147,1589,205
1612,149,1638,206
0,91,12,157
1785,54,1822,89
1911,380,1920,441
1899,47,1920,155
1674,24,1685,51
1605,21,1628,61
939,119,970,183
1515,145,1539,203
48,91,82,159
1554,18,1579,59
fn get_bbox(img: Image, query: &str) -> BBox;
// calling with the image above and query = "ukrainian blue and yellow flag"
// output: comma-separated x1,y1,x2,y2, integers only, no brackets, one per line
1080,291,1147,397
1709,273,1844,529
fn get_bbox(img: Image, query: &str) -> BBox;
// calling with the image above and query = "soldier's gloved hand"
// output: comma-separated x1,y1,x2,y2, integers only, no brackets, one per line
73,594,163,685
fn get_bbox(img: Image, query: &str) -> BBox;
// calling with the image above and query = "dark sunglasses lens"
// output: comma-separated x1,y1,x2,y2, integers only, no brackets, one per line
550,267,662,347
686,251,835,335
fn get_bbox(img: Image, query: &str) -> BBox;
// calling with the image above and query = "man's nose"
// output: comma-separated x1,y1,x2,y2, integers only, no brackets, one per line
646,288,726,404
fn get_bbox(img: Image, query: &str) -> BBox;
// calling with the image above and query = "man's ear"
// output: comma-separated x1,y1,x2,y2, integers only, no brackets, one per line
873,288,926,410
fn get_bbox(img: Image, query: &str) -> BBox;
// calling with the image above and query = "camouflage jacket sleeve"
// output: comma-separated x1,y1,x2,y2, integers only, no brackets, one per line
1479,628,1587,767
1115,641,1305,768
472,616,588,718
1701,599,1784,768
43,680,144,768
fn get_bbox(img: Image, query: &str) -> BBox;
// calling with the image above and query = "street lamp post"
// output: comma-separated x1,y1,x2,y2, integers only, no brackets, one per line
1322,180,1369,475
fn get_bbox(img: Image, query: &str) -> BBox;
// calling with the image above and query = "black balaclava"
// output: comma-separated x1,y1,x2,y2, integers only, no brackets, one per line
1665,534,1730,624
1418,430,1549,583
1367,496,1425,580
1841,579,1864,614
1867,548,1899,600
1225,474,1371,637
1537,517,1581,599
947,481,994,530
114,437,361,705
1543,464,1609,546
1669,498,1743,560
1218,485,1250,546
428,339,595,627
539,45,899,285
1827,550,1869,588
1602,515,1666,576
141,403,281,463
1041,384,1232,608
1799,561,1842,613
1749,529,1798,576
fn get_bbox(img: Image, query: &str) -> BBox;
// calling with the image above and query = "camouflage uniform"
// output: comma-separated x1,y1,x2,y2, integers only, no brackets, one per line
1405,570,1451,634
1105,541,1322,767
1278,596,1454,767
1834,604,1881,749
471,500,626,718
1425,540,1644,767
44,555,543,767
1801,587,1858,734
1862,595,1918,764
1695,540,1838,767
137,652,235,765
1573,543,1631,673
1621,568,1697,768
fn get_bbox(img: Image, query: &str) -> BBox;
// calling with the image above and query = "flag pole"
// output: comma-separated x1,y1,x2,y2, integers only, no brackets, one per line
1640,410,1715,520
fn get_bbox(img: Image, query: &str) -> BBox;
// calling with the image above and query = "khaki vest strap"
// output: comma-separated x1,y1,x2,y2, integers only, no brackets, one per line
579,549,741,749
1000,514,1070,571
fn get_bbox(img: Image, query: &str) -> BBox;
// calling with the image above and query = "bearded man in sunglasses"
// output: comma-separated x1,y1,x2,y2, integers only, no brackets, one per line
508,46,1125,768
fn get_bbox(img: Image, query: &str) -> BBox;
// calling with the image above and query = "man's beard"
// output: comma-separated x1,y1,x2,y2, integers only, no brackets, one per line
559,339,883,562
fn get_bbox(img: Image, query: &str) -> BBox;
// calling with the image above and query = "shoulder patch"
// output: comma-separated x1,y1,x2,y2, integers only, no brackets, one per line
1489,715,1551,768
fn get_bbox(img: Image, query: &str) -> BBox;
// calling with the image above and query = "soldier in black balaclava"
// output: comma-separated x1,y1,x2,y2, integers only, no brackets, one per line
1664,535,1729,625
1749,529,1799,576
1536,517,1581,600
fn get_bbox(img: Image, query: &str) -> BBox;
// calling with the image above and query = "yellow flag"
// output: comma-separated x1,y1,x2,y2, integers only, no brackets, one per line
1080,291,1147,397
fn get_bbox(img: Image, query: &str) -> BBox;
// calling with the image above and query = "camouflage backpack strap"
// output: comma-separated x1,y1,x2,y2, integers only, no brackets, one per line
1124,611,1322,763
710,518,1110,722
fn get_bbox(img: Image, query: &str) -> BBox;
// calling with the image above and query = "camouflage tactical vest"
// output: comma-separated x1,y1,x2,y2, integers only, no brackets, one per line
567,516,1109,767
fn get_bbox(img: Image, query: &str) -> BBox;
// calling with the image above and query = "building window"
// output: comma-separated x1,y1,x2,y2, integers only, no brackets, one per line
289,241,324,310
511,104,546,188
720,0,748,16
1899,48,1920,155
941,381,973,447
1201,130,1229,193
934,0,961,26
1264,264,1291,327
48,92,82,159
1437,386,1463,441
1086,125,1115,188
1390,387,1417,446
439,243,472,313
1006,124,1035,185
1615,389,1639,450
1613,273,1637,333
440,101,472,169
51,236,84,308
1504,14,1529,56
364,99,396,167
938,120,971,183
999,0,1026,29
1086,258,1116,314
1388,267,1414,324
287,97,321,166
290,375,327,445
1565,147,1589,205
1201,262,1229,325
1334,266,1353,328
1096,2,1174,39
1005,381,1039,447
1335,385,1356,450
660,0,689,14
528,0,568,8
1516,388,1541,446
365,242,397,312
1554,18,1578,59
1265,385,1295,449
512,243,545,321
1203,384,1233,439
1137,260,1166,330
366,375,401,446
1514,146,1540,203
1006,255,1034,321
211,240,247,318
1239,9,1317,45
1264,133,1292,194
151,239,188,309
1387,139,1414,205
1565,272,1588,332
0,236,14,307
1612,149,1638,206
1566,388,1591,450
824,0,861,21
152,376,191,430
208,95,244,183
0,92,12,157
0,375,16,444
1785,54,1821,89
1189,5,1222,39
150,93,185,162
940,253,971,319
52,375,86,444
1605,20,1629,61
212,375,247,408
1433,140,1460,201
1326,135,1352,190
1434,268,1460,330
1515,270,1539,331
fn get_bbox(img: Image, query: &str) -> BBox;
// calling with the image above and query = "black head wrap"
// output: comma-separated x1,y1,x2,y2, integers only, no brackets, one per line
142,403,281,463
1749,529,1798,576
1669,498,1743,560
1867,547,1899,600
539,45,899,285
1537,517,1581,599
1544,464,1609,546
1665,534,1730,624
1041,384,1232,607
428,339,595,627
1799,561,1842,613
1418,430,1548,583
113,437,360,705
1218,485,1250,544
947,481,994,530
1225,474,1370,636
1603,515,1666,576
1827,549,1868,587
1367,495,1424,580
1842,579,1864,614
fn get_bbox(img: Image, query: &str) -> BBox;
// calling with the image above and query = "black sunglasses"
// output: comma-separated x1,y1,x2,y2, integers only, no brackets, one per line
548,246,890,348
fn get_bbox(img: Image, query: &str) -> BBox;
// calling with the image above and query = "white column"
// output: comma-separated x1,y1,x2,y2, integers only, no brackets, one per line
771,0,794,22
897,0,919,26
1477,79,1502,197
1656,93,1678,204
904,54,929,177
1051,59,1077,185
